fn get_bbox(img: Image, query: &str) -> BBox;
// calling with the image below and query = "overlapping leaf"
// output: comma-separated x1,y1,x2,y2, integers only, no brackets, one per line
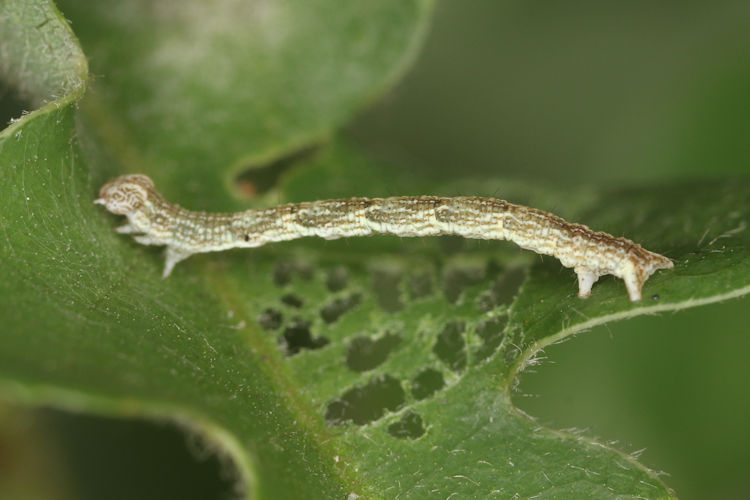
2,1,749,498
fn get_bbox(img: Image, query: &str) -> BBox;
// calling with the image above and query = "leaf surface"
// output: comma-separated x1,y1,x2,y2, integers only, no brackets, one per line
56,0,433,207
2,1,749,498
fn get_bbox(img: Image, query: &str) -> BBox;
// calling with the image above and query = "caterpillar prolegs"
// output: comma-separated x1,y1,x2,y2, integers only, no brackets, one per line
96,174,673,301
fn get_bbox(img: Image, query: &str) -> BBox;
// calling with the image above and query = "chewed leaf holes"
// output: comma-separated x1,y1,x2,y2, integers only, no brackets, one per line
408,271,433,299
478,266,527,310
388,412,425,439
325,266,349,292
433,321,467,372
273,260,313,287
346,332,402,372
474,315,509,362
443,266,484,304
325,375,405,426
273,262,294,286
258,308,283,330
320,293,362,324
410,368,445,400
281,318,329,355
372,268,403,312
281,293,304,308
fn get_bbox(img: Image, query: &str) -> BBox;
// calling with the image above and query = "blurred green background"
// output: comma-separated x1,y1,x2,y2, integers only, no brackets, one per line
352,2,750,498
351,2,750,498
2,1,749,498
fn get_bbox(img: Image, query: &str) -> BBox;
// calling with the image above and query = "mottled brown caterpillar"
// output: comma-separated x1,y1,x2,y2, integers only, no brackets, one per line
95,174,673,301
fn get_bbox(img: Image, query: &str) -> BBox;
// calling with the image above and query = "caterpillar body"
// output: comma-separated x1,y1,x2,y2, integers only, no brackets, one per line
95,174,673,301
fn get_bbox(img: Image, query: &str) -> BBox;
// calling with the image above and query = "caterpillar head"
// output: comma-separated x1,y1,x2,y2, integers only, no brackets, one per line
95,174,155,215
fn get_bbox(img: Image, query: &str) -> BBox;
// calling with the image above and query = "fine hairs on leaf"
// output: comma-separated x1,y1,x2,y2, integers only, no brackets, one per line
3,0,750,498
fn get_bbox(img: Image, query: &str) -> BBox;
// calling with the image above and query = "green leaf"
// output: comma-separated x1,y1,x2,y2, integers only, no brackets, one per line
56,0,434,207
217,147,748,498
0,0,86,105
2,0,749,498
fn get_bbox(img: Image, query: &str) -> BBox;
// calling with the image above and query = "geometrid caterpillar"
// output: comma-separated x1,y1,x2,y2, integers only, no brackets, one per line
96,174,673,301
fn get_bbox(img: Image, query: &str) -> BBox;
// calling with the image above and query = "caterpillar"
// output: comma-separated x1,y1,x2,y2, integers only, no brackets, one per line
95,174,673,301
